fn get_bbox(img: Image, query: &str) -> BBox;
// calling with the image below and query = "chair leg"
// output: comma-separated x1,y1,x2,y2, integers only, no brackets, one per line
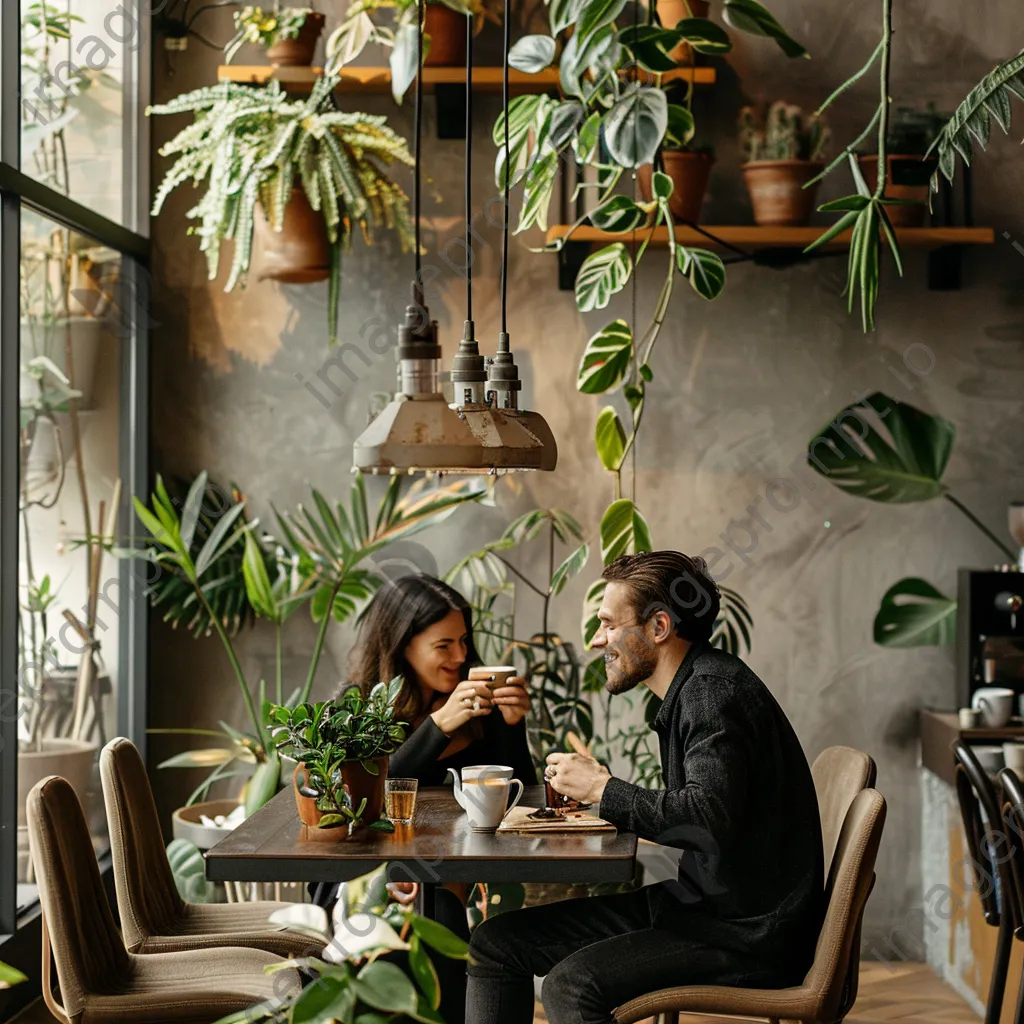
654,1014,678,1024
988,913,1014,1024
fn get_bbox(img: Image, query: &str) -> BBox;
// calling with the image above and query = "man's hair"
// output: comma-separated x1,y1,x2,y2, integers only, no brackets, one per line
601,551,721,644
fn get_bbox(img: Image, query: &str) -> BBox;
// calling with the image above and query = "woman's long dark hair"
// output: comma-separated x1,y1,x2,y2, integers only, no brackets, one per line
348,575,480,721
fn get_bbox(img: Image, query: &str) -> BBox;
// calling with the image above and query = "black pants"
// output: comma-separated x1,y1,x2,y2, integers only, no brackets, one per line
466,886,785,1024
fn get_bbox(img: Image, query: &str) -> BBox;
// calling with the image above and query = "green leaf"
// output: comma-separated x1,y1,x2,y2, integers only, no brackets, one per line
618,24,680,72
509,34,556,73
600,499,652,562
0,961,27,988
551,543,590,596
576,0,626,49
581,578,607,646
242,529,277,620
408,935,441,1010
390,22,420,103
157,748,237,769
603,86,667,168
804,207,859,253
675,247,726,299
550,0,584,34
665,103,696,148
549,100,585,147
244,752,280,815
575,111,602,162
515,150,558,233
409,914,470,958
577,319,633,394
805,391,954,503
722,0,808,58
819,195,872,212
166,837,219,903
195,501,247,578
292,975,354,1024
651,171,673,201
318,813,350,828
590,195,647,233
575,244,632,313
874,578,957,647
595,407,627,471
180,471,208,555
674,17,732,54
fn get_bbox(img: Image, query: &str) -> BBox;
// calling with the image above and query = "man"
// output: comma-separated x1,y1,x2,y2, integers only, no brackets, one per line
466,551,824,1024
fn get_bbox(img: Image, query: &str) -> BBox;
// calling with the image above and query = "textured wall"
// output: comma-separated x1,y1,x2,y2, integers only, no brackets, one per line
148,0,1024,953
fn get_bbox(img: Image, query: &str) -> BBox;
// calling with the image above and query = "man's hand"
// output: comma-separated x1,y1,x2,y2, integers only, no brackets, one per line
545,752,611,806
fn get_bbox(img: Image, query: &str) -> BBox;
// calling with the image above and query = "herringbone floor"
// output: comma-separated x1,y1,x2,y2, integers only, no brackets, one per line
531,961,981,1023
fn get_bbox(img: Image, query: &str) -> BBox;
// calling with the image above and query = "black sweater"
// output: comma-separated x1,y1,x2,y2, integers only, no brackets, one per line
390,712,538,786
599,642,825,979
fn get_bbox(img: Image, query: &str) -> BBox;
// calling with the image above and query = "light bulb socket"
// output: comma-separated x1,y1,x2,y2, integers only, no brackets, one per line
486,332,522,410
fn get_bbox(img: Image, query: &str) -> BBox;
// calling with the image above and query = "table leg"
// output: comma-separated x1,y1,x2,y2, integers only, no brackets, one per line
418,881,437,919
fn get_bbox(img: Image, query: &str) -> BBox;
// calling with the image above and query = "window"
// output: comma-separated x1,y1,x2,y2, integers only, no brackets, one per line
0,1,149,938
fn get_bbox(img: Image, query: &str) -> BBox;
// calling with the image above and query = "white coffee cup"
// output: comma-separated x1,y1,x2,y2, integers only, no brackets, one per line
1004,743,1024,776
447,764,524,833
972,687,1016,728
467,666,518,689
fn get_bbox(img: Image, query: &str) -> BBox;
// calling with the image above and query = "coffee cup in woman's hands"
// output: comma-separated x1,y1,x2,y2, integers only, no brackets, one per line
488,676,531,727
430,678,492,736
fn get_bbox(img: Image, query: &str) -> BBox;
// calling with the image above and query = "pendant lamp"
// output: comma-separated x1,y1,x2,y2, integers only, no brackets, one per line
353,0,556,474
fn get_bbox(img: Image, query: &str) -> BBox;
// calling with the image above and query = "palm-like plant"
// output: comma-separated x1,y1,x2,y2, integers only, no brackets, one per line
149,76,416,343
129,472,484,811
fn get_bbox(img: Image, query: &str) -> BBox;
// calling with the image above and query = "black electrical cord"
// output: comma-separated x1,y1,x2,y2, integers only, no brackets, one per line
465,14,473,322
499,0,511,334
414,0,424,280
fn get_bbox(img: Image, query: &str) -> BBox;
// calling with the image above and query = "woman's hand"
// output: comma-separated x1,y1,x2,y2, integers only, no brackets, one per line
429,678,493,736
491,677,531,727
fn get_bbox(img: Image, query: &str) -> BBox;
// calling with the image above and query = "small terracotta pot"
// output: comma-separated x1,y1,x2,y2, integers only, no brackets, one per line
742,160,824,227
253,188,331,284
656,0,709,64
293,762,323,827
342,755,389,824
266,12,325,66
857,154,930,227
638,151,714,223
424,4,467,66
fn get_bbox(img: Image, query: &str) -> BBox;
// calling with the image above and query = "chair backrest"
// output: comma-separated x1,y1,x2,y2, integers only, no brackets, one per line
811,746,877,876
998,766,1024,937
27,776,131,1023
953,740,1007,927
99,737,184,951
801,788,886,1023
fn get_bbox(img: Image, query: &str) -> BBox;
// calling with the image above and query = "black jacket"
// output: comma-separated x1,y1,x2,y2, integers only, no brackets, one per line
599,642,825,980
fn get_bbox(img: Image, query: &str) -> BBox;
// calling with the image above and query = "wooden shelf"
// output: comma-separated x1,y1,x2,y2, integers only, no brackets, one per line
218,64,716,94
544,224,996,250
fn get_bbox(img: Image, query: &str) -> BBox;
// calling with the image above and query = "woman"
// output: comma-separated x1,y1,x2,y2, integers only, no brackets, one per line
315,576,536,1024
353,574,536,786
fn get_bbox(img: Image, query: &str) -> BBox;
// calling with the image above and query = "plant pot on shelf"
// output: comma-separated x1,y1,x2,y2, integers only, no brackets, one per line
424,3,467,66
656,0,709,63
342,756,389,825
252,188,331,284
741,160,824,226
17,739,97,827
266,13,326,66
638,151,714,223
857,154,933,227
172,799,245,850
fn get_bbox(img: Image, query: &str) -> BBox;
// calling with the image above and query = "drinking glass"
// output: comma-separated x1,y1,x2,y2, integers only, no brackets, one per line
385,778,419,824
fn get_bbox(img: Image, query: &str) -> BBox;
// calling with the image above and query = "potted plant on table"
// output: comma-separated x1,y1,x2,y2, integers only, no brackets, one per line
739,101,830,226
225,6,327,66
148,76,415,344
270,678,407,836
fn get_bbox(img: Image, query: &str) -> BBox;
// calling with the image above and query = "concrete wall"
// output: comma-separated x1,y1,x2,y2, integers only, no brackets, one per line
147,0,1024,954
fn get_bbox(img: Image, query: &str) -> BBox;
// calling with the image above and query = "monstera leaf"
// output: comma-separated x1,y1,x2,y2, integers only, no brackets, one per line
807,392,955,503
874,578,957,647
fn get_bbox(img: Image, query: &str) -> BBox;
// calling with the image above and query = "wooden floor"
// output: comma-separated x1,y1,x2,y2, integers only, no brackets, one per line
531,962,981,1023
12,961,978,1024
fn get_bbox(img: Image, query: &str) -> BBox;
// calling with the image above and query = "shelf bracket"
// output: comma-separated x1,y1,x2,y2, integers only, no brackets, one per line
928,245,963,291
434,83,466,139
558,241,589,291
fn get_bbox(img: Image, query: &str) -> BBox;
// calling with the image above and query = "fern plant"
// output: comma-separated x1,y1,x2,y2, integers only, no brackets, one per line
149,76,415,344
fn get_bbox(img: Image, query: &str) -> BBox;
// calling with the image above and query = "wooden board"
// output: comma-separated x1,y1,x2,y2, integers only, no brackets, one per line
205,785,637,885
497,806,616,833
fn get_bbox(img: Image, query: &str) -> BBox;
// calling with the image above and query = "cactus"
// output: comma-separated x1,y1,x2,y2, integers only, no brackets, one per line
739,101,831,162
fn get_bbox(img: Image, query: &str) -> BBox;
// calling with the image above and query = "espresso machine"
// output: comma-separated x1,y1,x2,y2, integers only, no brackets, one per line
956,504,1024,708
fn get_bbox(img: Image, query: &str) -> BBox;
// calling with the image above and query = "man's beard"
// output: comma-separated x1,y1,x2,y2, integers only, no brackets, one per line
604,631,658,695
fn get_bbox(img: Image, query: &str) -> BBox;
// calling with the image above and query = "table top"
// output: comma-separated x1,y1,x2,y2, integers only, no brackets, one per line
205,785,638,885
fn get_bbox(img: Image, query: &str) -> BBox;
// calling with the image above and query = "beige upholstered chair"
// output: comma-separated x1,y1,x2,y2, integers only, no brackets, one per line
27,775,300,1024
612,787,886,1024
811,745,877,876
100,737,320,958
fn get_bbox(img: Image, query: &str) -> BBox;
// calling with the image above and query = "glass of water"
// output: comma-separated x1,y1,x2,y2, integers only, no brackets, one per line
385,778,419,824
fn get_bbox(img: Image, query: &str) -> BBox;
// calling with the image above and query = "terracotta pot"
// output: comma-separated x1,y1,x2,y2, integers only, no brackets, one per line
742,160,824,227
253,188,331,284
857,154,931,227
638,151,714,223
656,0,709,64
424,4,467,67
266,12,325,66
342,755,389,824
293,762,323,828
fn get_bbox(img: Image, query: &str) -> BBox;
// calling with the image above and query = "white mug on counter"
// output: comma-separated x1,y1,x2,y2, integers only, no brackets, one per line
1004,743,1024,776
972,687,1016,728
447,764,524,833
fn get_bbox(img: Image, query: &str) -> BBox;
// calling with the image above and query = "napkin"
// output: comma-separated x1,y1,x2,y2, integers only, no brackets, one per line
497,806,616,833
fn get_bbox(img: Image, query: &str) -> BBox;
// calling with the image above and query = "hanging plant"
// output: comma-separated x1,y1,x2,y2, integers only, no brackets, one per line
149,77,415,344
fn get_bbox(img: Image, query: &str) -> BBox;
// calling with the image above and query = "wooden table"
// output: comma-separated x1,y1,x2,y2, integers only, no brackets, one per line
205,786,638,893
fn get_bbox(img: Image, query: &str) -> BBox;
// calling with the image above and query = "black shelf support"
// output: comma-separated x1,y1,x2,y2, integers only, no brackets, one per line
434,82,466,139
557,240,589,291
